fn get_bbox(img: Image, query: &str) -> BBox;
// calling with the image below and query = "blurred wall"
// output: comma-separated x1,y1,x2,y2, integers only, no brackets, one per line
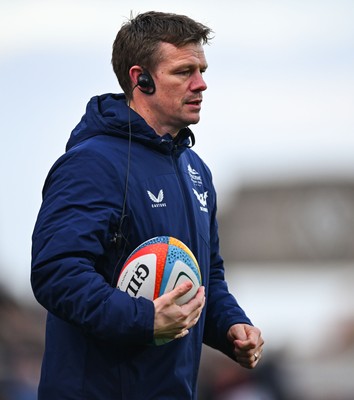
200,179,354,400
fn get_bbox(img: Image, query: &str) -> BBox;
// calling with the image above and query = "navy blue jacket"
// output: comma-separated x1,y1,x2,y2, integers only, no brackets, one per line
31,93,252,399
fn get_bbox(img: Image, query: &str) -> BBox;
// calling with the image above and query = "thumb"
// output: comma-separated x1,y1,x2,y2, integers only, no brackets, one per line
168,281,193,302
228,324,251,350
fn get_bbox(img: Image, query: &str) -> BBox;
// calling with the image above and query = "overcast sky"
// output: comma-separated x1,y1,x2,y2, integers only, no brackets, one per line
1,0,354,298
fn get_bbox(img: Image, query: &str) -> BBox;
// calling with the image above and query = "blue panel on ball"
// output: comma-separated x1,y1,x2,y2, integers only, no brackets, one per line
159,246,200,296
159,245,178,295
129,236,170,258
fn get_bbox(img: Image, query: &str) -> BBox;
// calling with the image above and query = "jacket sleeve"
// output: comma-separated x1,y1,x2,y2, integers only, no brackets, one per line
203,189,253,359
31,147,154,345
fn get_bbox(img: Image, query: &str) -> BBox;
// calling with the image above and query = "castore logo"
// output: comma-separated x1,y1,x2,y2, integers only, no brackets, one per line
147,190,167,208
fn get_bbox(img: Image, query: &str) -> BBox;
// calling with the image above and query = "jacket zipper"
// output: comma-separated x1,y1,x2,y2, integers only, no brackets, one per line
171,145,192,243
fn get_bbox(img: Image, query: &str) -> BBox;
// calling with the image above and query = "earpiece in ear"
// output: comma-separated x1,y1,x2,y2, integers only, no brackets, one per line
137,70,156,95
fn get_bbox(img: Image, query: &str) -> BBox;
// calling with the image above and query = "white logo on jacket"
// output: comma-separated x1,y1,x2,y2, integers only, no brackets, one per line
188,164,202,186
192,189,208,212
147,190,167,208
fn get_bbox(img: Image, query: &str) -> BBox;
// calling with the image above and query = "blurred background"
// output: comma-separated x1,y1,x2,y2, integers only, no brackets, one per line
1,0,353,399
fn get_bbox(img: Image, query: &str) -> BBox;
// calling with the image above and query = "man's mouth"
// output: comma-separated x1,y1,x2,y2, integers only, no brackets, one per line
186,99,202,106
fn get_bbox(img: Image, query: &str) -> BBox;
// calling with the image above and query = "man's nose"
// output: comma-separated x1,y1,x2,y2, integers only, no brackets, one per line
191,73,207,92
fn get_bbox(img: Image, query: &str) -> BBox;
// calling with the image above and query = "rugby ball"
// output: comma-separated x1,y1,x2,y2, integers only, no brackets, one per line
117,236,201,344
117,236,201,303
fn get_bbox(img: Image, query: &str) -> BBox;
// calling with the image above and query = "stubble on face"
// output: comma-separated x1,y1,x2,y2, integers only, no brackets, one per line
148,42,208,136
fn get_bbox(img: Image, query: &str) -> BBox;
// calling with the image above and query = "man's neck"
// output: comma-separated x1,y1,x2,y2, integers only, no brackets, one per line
129,100,178,138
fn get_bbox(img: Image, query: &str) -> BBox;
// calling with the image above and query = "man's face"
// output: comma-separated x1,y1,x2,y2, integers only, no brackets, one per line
148,42,208,136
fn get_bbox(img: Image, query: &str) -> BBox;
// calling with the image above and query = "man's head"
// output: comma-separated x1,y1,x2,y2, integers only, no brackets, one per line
112,11,212,99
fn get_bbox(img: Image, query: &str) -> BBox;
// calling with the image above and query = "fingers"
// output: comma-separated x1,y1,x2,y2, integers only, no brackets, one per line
173,286,205,337
181,286,205,323
228,324,264,369
181,285,205,310
166,283,205,321
168,280,194,301
235,346,263,369
174,329,189,339
153,284,205,341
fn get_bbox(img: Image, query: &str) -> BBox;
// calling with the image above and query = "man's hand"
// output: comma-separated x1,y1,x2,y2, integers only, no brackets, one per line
227,324,264,369
153,282,205,340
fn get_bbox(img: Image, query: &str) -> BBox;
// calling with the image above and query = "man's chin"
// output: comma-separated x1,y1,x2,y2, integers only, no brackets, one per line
186,115,201,126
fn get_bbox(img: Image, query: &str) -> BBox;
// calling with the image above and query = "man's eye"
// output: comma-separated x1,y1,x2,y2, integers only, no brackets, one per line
177,70,190,76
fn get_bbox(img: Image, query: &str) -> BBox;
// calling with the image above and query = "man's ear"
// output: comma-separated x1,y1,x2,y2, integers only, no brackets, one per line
129,65,145,87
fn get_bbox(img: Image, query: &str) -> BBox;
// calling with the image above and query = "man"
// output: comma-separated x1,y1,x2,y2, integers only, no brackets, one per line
31,11,264,399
